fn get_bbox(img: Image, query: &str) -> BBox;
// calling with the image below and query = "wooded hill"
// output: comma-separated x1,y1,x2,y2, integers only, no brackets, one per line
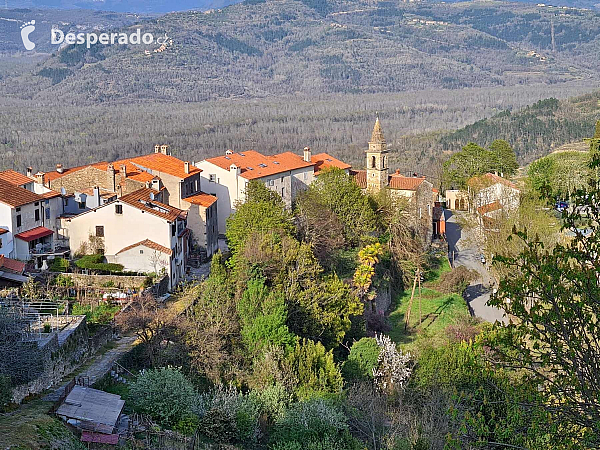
2,0,600,103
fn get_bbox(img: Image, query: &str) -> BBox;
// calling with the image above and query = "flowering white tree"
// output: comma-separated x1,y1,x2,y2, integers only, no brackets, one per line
372,333,412,392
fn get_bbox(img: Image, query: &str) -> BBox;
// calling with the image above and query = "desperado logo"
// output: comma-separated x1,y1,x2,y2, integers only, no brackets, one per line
51,28,155,49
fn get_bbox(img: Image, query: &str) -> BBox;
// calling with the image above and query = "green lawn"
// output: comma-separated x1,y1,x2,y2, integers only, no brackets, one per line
388,255,470,352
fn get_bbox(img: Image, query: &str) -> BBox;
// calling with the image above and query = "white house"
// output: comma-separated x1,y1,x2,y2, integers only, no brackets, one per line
195,148,349,234
468,173,520,213
65,188,188,289
0,173,64,265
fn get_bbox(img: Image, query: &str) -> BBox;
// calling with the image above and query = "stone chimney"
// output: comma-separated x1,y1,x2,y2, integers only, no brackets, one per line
303,146,311,163
56,164,64,174
160,144,170,156
26,167,33,178
120,164,127,178
35,171,45,185
107,163,116,191
117,185,123,197
184,161,190,174
154,144,160,153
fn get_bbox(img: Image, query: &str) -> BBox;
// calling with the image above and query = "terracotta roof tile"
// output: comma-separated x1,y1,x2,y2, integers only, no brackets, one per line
311,153,351,175
0,229,8,235
119,188,182,222
39,190,62,199
14,226,54,242
123,153,201,179
205,150,314,180
468,173,519,190
116,239,172,256
43,162,108,183
0,255,25,274
0,170,33,186
350,170,367,189
477,201,503,215
388,174,426,191
184,192,217,207
0,179,43,207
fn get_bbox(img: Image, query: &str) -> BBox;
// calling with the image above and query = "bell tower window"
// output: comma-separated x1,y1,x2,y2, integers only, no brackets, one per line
371,156,376,168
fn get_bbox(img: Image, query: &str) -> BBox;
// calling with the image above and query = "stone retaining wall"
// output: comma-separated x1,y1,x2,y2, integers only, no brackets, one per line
69,273,149,290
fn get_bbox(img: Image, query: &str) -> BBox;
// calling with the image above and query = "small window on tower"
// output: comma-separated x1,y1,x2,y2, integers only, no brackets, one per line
371,156,376,168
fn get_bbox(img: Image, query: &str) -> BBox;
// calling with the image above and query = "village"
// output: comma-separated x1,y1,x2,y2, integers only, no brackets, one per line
0,118,593,448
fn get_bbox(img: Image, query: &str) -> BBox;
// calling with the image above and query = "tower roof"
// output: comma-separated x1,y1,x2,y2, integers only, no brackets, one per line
370,117,386,143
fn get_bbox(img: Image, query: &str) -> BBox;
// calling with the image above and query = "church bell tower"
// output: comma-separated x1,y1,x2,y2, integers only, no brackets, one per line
366,117,389,193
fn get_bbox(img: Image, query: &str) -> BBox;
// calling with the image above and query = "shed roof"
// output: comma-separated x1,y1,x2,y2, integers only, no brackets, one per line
55,385,124,433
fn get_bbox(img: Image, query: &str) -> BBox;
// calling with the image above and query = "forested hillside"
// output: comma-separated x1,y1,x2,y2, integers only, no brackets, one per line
2,0,600,102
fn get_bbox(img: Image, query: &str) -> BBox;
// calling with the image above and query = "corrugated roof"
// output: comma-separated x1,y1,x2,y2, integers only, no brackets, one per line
119,188,182,222
205,150,314,180
184,192,218,207
311,153,351,175
0,170,33,186
116,239,172,256
0,178,43,207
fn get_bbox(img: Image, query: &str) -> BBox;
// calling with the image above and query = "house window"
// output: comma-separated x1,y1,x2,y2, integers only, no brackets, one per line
78,201,85,209
34,201,39,206
209,174,216,182
16,207,20,212
0,239,2,249
96,225,104,237
371,156,376,168
172,224,176,237
281,177,284,183
427,204,431,216
115,204,123,214
281,187,284,197
98,248,104,255
35,209,40,222
16,215,21,227
419,208,422,219
269,179,274,186
140,249,144,254
45,208,50,220
45,199,49,205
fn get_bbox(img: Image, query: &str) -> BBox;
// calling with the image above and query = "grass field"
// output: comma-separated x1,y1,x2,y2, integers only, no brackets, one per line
388,256,471,352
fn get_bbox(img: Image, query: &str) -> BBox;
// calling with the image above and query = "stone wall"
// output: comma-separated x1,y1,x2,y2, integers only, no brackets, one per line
373,281,392,315
70,273,149,290
11,316,90,404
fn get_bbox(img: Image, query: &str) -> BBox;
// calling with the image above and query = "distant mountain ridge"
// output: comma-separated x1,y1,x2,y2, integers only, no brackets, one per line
2,0,600,104
5,0,243,13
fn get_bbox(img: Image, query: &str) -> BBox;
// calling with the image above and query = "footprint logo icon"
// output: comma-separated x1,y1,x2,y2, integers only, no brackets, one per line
20,20,36,51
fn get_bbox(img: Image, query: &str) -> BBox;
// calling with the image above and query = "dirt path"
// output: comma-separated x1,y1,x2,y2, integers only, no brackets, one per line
43,335,137,402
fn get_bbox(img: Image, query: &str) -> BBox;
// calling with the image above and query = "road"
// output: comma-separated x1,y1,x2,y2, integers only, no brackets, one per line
445,210,508,324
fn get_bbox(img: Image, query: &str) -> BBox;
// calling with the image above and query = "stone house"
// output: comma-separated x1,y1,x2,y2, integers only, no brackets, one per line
468,173,520,213
65,187,188,289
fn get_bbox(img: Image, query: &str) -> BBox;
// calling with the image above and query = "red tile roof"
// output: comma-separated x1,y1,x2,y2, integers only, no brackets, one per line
468,173,519,190
0,179,43,207
184,192,218,207
311,153,351,175
350,170,367,189
0,170,33,186
43,162,108,183
477,201,503,215
119,188,183,222
0,255,25,273
0,229,8,235
14,226,53,242
39,190,62,199
116,239,172,256
205,150,314,180
123,153,201,179
388,174,426,191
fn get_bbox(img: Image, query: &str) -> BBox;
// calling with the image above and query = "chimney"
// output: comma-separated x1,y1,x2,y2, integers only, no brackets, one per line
56,164,64,174
154,144,160,153
184,161,190,174
395,169,401,175
117,185,123,197
35,171,45,185
226,149,233,155
230,164,241,175
107,163,116,191
26,167,33,178
120,164,127,178
93,186,100,205
303,146,311,163
150,192,155,201
151,178,161,191
160,144,170,155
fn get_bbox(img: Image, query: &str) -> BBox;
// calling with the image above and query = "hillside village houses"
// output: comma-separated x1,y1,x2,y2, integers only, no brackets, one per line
0,118,440,291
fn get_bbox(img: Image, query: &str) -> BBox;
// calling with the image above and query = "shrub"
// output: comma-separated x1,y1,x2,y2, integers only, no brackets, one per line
271,398,361,450
43,323,51,333
434,266,477,294
0,374,12,407
50,257,70,273
75,254,123,273
128,367,195,427
71,302,120,324
194,386,262,445
342,337,380,381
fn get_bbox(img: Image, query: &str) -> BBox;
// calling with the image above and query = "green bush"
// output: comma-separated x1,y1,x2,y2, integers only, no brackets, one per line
0,374,12,407
75,254,123,273
271,398,362,450
50,257,70,273
342,337,380,381
129,367,196,427
43,323,51,333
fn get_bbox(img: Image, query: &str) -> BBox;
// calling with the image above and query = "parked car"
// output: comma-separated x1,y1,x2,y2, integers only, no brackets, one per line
480,254,486,265
555,200,568,212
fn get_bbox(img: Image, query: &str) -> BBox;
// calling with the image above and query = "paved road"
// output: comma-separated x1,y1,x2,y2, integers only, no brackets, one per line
445,210,508,324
